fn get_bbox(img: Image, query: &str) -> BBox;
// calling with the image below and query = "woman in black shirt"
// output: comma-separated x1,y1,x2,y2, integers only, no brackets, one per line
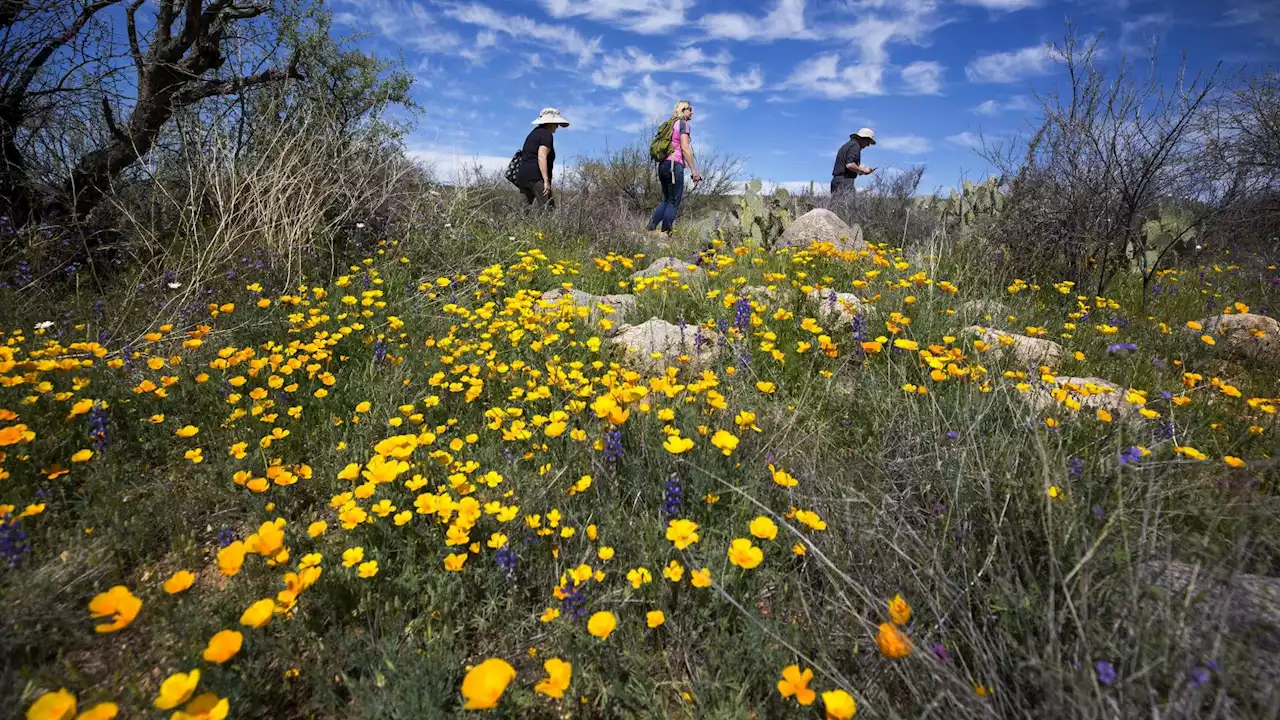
518,108,570,209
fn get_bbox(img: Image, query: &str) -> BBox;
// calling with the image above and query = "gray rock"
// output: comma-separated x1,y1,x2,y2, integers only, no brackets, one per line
965,325,1064,367
777,209,866,253
738,285,794,304
538,288,636,326
629,256,707,283
1192,313,1280,366
1023,376,1142,420
958,299,1014,324
806,288,876,326
1143,561,1280,713
609,317,723,374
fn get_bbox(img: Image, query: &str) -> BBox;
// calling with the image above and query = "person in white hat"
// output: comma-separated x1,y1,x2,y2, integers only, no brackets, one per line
517,108,570,208
830,127,876,197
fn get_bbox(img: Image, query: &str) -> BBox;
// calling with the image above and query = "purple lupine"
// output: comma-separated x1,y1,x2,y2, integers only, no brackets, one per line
1118,446,1143,466
561,583,589,619
1068,456,1083,476
662,472,683,517
0,515,32,568
604,427,624,465
734,297,752,333
495,547,517,577
88,401,109,451
1095,660,1117,686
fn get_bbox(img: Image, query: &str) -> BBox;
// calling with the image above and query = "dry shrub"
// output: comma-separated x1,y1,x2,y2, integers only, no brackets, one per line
813,166,945,251
107,105,420,300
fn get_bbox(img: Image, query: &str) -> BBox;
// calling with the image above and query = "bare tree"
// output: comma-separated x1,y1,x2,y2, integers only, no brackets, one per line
984,27,1233,297
1,0,308,229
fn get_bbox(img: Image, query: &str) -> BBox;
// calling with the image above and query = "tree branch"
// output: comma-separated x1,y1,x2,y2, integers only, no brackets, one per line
101,94,126,142
155,0,178,44
17,0,120,96
125,0,144,79
0,0,25,30
173,54,300,106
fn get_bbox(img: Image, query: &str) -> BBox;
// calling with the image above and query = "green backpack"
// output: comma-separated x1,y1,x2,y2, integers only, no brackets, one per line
649,118,678,163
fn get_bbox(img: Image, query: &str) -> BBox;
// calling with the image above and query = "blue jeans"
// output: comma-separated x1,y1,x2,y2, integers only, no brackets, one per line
647,161,685,232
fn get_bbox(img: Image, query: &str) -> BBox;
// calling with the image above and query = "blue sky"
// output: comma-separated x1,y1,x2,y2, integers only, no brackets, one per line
331,0,1279,194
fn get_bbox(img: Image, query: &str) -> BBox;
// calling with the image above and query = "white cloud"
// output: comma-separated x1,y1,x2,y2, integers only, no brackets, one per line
877,135,932,154
591,46,763,96
782,0,942,98
441,3,602,65
785,53,883,99
901,61,943,94
333,0,462,53
972,99,999,115
408,146,513,183
971,95,1033,115
955,0,1041,10
1119,13,1172,54
539,0,692,34
947,131,982,149
621,74,674,124
702,0,812,41
965,44,1056,83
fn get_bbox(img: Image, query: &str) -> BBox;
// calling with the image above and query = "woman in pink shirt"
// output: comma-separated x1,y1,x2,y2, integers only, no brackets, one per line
646,100,702,235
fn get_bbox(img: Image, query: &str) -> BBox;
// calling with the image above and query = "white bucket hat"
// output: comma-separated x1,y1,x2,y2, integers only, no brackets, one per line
851,127,876,144
532,107,570,127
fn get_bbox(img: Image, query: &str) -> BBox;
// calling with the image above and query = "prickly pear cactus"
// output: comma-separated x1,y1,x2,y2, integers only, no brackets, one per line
942,175,1005,236
723,179,796,249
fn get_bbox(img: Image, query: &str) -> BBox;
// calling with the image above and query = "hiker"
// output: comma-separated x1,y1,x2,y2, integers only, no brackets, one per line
517,108,570,209
830,127,876,196
646,100,702,235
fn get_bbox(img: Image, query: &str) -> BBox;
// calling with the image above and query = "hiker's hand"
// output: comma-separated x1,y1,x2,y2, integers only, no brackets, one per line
863,166,876,175
542,183,551,197
692,172,703,183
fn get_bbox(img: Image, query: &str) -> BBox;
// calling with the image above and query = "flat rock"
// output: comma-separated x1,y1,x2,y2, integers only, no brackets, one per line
538,288,636,325
965,325,1064,367
1142,560,1280,712
806,288,876,326
738,285,794,304
629,256,707,282
1024,376,1141,419
610,317,723,374
1193,313,1280,366
958,299,1014,324
777,209,866,253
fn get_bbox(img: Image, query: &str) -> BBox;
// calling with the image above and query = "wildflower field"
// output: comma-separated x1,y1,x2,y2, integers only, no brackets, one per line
2,223,1278,719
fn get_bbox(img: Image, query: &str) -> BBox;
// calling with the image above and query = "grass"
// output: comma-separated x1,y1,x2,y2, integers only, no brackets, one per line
1,214,1277,719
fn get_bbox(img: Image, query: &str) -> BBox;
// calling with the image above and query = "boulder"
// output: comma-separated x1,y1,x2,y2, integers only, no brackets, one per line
1142,561,1280,711
610,317,723,374
958,299,1014,325
738,285,794,304
1193,313,1280,366
629,256,707,283
806,288,876,326
777,209,866,253
538,288,636,325
1024,376,1141,420
965,326,1064,367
